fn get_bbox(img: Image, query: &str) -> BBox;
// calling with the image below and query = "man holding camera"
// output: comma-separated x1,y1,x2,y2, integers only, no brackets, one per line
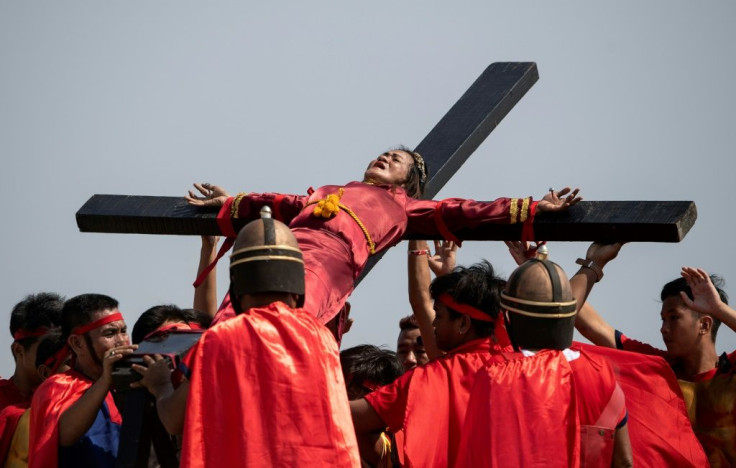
28,294,136,468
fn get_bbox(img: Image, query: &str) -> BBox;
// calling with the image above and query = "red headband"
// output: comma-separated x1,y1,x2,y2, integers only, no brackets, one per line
72,312,124,335
142,322,204,342
437,294,493,322
13,327,50,341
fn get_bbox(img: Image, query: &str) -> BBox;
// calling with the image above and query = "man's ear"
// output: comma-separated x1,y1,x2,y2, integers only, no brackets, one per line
459,315,471,334
37,364,52,380
10,342,23,360
699,315,714,335
67,334,84,355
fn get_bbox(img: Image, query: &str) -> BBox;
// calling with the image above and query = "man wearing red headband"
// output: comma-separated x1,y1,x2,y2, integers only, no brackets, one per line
351,260,510,467
0,293,63,464
28,294,136,468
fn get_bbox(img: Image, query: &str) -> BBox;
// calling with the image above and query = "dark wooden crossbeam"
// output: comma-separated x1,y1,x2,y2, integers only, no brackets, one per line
77,195,697,242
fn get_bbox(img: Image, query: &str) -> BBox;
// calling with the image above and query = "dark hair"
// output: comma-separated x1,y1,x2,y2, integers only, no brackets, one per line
61,294,119,341
35,330,65,368
393,145,428,199
661,275,728,343
132,304,212,344
340,345,403,398
398,314,419,331
429,260,506,337
10,293,64,350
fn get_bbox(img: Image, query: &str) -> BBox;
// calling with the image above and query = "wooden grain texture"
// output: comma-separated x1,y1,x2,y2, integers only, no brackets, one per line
78,195,697,242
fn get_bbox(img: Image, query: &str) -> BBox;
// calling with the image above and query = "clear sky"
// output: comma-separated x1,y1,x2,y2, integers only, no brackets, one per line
2,1,735,376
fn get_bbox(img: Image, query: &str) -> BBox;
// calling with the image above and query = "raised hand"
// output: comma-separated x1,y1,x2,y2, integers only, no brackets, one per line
680,267,724,315
131,354,174,396
584,242,623,267
101,344,138,385
185,183,230,208
537,187,582,212
428,240,458,277
504,240,534,266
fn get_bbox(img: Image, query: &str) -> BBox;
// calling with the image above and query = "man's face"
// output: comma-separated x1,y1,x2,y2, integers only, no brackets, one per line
660,296,703,357
76,310,130,366
397,328,428,370
433,302,464,352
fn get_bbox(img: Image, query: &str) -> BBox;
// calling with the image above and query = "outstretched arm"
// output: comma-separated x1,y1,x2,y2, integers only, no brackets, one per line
193,235,220,318
186,183,307,224
680,266,736,333
407,240,448,360
569,242,623,349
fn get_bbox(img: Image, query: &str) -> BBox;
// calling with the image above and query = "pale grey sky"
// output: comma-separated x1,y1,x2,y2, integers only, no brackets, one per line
2,1,735,375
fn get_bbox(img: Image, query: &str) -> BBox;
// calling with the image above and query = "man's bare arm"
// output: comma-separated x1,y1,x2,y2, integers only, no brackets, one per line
407,240,443,359
569,242,623,349
612,424,634,468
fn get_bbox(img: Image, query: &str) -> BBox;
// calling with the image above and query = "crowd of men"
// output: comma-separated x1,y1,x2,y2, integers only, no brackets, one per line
1,148,734,466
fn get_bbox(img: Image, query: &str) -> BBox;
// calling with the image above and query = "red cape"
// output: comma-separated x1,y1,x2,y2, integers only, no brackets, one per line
0,403,28,464
28,370,121,468
457,350,580,467
181,302,359,467
366,337,510,468
579,343,708,467
0,378,31,465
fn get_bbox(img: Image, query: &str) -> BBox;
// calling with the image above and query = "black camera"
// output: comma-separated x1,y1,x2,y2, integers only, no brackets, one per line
111,330,203,391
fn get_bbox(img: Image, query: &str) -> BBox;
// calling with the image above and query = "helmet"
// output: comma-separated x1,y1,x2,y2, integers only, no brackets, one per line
230,207,305,310
500,259,577,350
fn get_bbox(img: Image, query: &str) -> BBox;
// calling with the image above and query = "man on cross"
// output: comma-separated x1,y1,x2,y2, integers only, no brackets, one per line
186,146,580,339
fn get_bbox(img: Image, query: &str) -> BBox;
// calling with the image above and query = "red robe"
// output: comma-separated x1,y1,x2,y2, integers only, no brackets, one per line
457,348,624,468
0,379,30,465
214,182,523,328
611,335,726,466
180,301,360,467
364,337,511,468
27,370,121,468
580,343,709,467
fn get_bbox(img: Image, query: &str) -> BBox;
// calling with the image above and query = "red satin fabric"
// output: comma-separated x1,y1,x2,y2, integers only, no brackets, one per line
180,301,360,467
216,182,513,328
365,337,510,468
28,370,121,468
457,350,580,468
0,379,30,465
0,379,27,413
0,404,27,464
579,343,709,467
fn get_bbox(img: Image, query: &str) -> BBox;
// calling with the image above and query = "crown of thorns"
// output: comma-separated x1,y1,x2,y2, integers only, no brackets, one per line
409,151,427,183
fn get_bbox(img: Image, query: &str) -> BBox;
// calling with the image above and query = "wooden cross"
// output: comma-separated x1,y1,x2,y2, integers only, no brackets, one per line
77,62,697,282
90,62,696,467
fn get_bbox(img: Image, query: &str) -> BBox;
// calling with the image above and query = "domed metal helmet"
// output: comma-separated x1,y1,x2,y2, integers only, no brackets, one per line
229,206,305,312
500,258,577,350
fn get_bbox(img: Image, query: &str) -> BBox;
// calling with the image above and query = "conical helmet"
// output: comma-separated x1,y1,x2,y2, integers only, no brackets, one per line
230,206,305,301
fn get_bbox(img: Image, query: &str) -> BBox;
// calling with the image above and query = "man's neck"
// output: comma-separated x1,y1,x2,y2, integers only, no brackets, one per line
679,341,718,379
74,361,102,381
9,371,35,397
